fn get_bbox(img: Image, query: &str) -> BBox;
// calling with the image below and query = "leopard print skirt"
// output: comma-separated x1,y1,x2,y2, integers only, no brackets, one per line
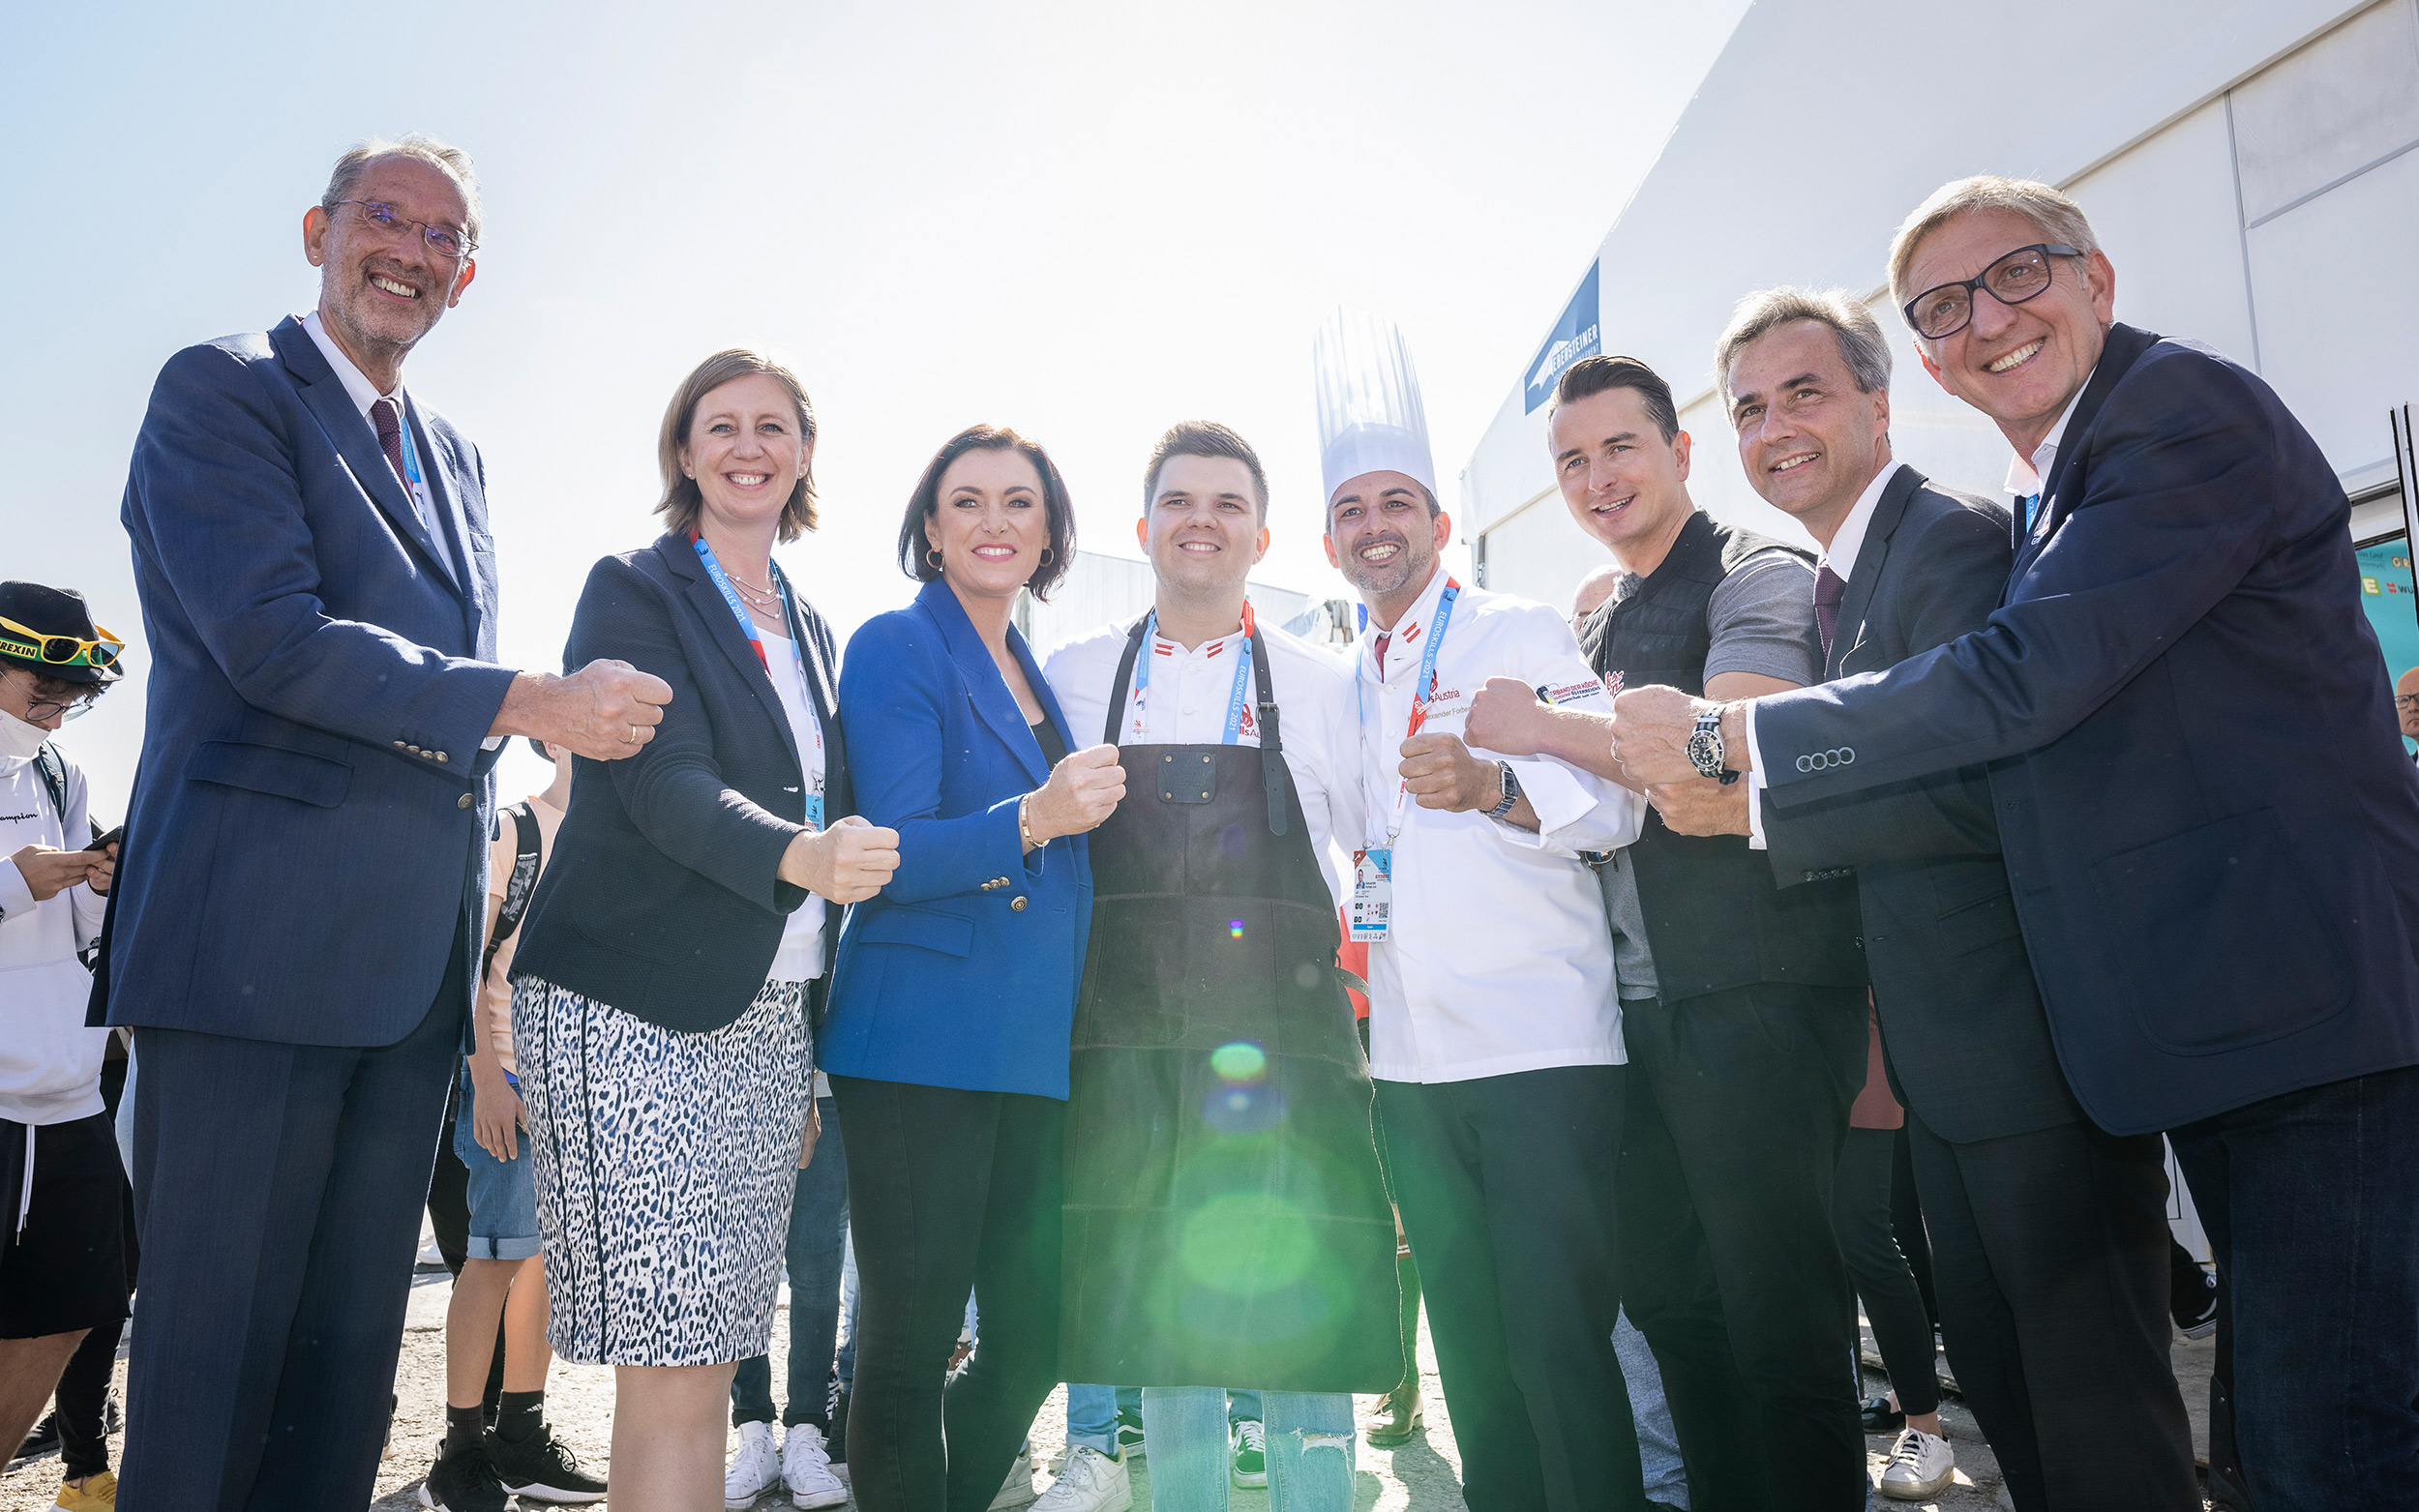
513,975,813,1366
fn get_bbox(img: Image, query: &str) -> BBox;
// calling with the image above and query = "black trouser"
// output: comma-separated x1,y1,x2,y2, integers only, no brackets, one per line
831,1076,1064,1512
1619,982,1867,1512
1904,1105,2195,1512
1829,1126,1937,1416
57,1055,139,1479
1375,1066,1641,1512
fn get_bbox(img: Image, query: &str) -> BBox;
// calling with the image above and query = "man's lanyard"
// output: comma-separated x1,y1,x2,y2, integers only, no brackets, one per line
390,396,438,533
1356,578,1459,843
692,533,827,787
1126,600,1258,746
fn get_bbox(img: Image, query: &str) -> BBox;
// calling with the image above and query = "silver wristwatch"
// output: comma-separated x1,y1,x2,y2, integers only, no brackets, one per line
1687,709,1739,786
1485,760,1521,820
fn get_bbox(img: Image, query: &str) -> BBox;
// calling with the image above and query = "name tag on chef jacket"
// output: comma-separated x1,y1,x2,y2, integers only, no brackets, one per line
1349,846,1392,942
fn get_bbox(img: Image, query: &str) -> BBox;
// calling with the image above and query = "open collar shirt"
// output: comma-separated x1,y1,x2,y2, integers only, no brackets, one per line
1347,566,1644,1084
1045,608,1364,906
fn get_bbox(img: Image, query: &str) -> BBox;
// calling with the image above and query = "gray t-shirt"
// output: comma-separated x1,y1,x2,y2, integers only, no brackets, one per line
1598,547,1820,999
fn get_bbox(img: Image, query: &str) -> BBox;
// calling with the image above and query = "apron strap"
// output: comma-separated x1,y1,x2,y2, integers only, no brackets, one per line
1105,616,1150,748
1249,622,1287,838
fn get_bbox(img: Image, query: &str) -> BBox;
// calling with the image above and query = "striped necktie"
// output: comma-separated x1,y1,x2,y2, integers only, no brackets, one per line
372,398,427,526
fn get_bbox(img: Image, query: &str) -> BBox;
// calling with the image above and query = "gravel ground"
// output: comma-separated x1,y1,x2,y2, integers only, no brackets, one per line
4,1260,2221,1512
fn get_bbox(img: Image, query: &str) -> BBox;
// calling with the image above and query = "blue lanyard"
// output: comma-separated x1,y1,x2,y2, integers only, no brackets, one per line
693,534,800,677
1127,605,1257,746
393,400,425,494
1356,579,1460,842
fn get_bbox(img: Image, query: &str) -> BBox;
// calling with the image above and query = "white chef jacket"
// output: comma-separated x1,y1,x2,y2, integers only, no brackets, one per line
0,746,110,1126
1349,566,1645,1083
1045,608,1363,907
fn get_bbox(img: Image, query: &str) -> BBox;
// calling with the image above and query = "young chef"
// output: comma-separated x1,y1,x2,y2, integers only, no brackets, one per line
1312,311,1648,1512
1042,420,1395,1512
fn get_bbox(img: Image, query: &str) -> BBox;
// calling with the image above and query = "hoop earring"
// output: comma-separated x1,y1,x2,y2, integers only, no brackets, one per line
926,549,944,570
1038,548,1055,567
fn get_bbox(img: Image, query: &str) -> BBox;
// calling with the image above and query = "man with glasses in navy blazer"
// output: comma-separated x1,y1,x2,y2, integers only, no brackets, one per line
105,135,670,1511
1612,175,2419,1507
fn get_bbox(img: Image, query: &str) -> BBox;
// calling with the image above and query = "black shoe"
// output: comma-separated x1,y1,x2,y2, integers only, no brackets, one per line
2172,1264,2219,1339
416,1437,510,1512
1115,1402,1148,1461
827,1385,851,1467
487,1421,608,1504
1860,1395,1906,1434
14,1410,60,1465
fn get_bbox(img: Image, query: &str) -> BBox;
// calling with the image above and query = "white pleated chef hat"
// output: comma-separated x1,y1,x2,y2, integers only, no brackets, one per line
1313,307,1437,507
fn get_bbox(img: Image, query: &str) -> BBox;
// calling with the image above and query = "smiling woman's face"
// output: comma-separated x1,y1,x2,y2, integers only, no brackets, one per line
927,446,1049,602
681,372,810,539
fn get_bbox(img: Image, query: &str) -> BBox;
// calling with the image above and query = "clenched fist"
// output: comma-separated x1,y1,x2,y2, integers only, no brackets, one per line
782,814,902,905
1464,677,1552,757
1399,732,1502,813
493,660,674,761
1607,685,1720,785
1025,744,1126,846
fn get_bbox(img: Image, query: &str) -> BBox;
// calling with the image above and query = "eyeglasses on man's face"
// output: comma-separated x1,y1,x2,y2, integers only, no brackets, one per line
2395,694,2419,711
327,199,476,262
1902,244,2083,341
3,667,104,724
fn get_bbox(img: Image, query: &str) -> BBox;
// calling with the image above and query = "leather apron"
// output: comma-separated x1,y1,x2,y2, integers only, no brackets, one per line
1058,617,1402,1391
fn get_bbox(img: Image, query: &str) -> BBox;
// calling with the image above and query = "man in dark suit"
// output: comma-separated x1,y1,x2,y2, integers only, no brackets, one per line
1649,287,2195,1511
1612,177,2419,1505
108,135,669,1510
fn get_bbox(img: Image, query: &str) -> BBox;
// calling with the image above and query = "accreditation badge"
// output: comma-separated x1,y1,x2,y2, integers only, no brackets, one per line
1349,847,1392,943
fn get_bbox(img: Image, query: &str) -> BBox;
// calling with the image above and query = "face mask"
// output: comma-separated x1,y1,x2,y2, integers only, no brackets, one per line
0,705,52,761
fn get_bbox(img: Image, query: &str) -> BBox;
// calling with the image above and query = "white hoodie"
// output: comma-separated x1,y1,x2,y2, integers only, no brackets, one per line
0,746,108,1125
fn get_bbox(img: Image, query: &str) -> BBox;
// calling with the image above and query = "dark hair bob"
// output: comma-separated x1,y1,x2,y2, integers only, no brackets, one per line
896,424,1077,602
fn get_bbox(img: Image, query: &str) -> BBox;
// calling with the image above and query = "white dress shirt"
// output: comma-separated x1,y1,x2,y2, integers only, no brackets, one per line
1742,460,1905,846
1346,566,1644,1083
1045,607,1364,906
759,624,829,983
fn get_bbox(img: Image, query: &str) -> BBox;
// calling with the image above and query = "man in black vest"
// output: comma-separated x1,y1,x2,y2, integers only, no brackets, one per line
1649,289,2196,1512
1467,355,1867,1510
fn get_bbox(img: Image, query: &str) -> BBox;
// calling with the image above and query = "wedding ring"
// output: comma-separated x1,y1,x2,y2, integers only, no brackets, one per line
626,724,641,745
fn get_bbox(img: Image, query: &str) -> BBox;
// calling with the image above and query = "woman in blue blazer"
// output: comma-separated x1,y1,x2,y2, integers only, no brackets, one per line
823,424,1124,1512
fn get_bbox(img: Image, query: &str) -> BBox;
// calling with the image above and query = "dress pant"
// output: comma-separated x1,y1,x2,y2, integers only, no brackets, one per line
831,1075,1064,1512
1903,1105,2195,1511
1830,1126,1938,1417
2170,1064,2419,1508
119,920,467,1512
1374,1065,1641,1512
1618,982,1867,1512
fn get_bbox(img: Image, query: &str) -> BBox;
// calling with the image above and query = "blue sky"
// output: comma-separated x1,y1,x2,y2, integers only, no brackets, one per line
1,0,1749,810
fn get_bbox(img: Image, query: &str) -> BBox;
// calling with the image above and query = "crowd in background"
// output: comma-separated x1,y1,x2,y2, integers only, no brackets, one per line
7,132,2419,1512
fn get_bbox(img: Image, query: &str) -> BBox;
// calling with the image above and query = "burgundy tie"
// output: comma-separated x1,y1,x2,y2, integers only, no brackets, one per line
1374,632,1391,678
1813,565,1846,659
371,399,422,523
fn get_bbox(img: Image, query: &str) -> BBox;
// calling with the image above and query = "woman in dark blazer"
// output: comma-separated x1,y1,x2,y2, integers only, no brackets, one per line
822,424,1124,1512
507,350,899,1511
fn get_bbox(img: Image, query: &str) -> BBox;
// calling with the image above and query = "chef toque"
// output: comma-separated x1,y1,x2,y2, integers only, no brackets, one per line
1313,307,1438,507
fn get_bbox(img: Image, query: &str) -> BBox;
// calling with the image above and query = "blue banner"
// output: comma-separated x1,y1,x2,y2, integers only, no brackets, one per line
1523,261,1601,413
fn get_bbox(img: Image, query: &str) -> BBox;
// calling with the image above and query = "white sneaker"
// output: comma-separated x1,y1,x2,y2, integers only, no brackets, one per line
1877,1427,1956,1499
726,1421,782,1509
1030,1444,1130,1512
782,1423,847,1509
989,1438,1040,1510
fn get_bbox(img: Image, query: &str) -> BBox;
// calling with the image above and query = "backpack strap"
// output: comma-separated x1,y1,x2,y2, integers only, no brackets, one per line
481,803,544,977
32,746,66,827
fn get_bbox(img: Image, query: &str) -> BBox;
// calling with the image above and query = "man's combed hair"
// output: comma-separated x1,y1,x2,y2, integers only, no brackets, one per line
1716,287,1893,405
1550,355,1680,442
1142,421,1269,517
1887,175,2099,316
322,134,484,248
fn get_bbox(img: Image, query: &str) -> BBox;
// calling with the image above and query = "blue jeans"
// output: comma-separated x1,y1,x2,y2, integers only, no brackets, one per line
2170,1064,2419,1506
732,1095,849,1427
1141,1388,1351,1512
1614,1311,1689,1509
1066,1384,1142,1455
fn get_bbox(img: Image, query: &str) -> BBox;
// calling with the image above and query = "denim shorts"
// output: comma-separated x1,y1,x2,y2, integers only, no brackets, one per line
454,1069,542,1260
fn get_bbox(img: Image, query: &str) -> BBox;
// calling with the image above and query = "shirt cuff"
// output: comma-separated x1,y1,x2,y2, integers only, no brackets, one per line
1744,703,1768,851
1503,756,1644,854
0,857,38,920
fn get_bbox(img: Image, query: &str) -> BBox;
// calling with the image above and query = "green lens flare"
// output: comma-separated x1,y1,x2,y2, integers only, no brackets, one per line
1210,1042,1267,1082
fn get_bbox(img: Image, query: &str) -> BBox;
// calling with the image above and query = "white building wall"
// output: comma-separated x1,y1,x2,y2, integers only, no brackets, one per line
1467,0,2419,602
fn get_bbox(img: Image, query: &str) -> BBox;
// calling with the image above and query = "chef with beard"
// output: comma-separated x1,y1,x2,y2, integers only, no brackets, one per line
1314,310,1650,1512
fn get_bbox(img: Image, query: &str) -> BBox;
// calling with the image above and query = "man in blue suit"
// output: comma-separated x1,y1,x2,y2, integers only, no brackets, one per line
1611,176,2419,1506
105,135,669,1511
